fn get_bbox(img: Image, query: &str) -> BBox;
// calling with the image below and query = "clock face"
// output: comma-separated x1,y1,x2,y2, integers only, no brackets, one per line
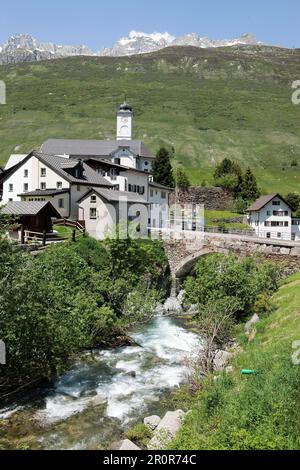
121,117,128,123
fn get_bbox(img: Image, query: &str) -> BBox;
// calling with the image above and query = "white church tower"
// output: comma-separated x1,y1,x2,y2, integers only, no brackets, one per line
116,100,133,140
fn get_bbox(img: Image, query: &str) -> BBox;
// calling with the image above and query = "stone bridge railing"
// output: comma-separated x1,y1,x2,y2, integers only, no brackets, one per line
161,231,300,279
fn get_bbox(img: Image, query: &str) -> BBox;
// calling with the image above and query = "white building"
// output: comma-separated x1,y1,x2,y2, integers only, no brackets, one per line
247,194,300,241
1,151,113,219
41,103,154,173
1,101,174,239
149,181,172,229
77,187,149,240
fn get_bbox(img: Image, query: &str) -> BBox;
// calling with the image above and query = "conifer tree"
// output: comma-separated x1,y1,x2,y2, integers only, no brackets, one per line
241,167,260,201
152,147,175,188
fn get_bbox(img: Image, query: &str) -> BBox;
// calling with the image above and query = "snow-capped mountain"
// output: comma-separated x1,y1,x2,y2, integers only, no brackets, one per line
0,31,266,65
0,34,92,65
99,31,263,56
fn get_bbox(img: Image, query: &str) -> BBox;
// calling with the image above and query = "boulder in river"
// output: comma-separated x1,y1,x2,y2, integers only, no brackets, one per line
144,415,161,431
163,297,182,314
90,395,107,407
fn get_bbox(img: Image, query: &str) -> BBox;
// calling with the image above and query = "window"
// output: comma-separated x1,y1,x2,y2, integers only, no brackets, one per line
9,184,13,192
77,185,81,191
277,233,282,239
292,220,300,226
114,158,121,165
267,232,271,239
292,233,296,241
267,211,271,216
272,200,280,206
24,169,28,178
144,161,149,166
139,186,145,195
273,211,288,216
90,208,97,219
90,195,97,203
40,168,46,177
255,221,259,226
150,189,154,198
161,192,167,199
57,182,62,189
58,199,64,209
23,183,28,192
41,182,46,190
9,198,13,202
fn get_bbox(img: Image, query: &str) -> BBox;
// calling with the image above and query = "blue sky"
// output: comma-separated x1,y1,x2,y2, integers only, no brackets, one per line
0,0,299,49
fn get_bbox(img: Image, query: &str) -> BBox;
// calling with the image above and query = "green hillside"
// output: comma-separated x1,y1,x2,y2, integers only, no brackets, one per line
1,45,300,193
171,271,300,450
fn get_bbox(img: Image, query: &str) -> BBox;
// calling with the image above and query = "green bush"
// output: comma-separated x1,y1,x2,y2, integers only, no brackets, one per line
125,423,152,446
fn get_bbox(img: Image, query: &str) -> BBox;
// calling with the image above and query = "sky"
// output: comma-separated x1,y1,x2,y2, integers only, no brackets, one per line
0,0,300,49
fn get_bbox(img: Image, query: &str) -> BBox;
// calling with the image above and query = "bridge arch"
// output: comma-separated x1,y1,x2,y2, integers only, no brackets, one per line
174,247,229,279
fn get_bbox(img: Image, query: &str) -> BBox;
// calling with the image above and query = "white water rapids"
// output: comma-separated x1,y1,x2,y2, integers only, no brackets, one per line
0,315,200,449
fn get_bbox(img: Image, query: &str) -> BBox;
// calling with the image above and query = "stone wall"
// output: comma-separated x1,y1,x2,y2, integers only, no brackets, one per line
169,187,234,211
162,233,300,281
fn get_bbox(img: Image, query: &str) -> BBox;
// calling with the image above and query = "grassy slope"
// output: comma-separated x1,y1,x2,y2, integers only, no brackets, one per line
1,45,300,193
171,272,300,450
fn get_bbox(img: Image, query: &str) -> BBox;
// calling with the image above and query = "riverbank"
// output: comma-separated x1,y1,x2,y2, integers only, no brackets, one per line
169,271,300,450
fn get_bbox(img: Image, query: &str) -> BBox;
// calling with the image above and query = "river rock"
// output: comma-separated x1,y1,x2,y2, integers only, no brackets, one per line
177,290,185,306
125,371,137,378
148,410,185,450
90,395,107,407
186,304,198,316
245,314,260,335
119,439,141,451
214,350,233,371
163,297,182,314
144,415,161,430
154,303,165,315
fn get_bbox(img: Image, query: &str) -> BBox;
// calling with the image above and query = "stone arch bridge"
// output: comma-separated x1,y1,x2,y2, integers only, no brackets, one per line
161,232,300,281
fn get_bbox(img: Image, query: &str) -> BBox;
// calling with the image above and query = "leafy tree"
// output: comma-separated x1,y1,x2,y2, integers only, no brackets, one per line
175,168,191,191
285,193,300,213
184,254,280,320
152,147,175,188
241,167,261,201
214,159,243,197
233,197,249,214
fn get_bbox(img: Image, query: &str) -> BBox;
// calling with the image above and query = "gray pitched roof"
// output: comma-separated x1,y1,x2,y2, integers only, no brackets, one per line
246,194,292,212
41,139,154,159
18,188,70,197
32,151,113,187
149,181,174,191
1,201,59,216
77,188,149,205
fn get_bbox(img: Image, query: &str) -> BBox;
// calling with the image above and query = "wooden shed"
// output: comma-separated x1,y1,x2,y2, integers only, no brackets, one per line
1,200,61,234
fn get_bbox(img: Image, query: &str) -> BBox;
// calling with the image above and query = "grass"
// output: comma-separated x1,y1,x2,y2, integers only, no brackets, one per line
170,272,300,450
53,224,80,239
205,210,250,231
0,45,300,193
